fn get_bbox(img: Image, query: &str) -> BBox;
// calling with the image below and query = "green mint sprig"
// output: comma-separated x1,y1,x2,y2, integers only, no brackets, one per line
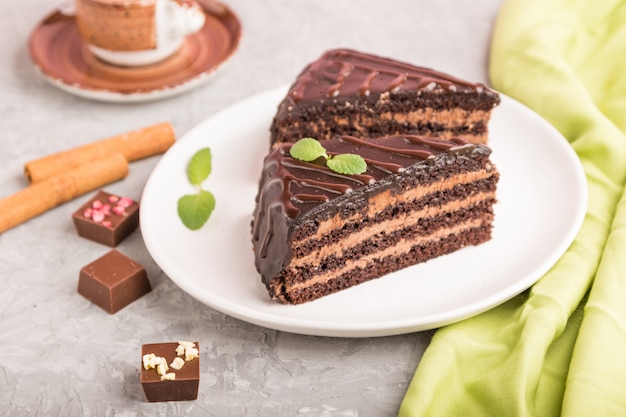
289,138,367,175
177,147,215,230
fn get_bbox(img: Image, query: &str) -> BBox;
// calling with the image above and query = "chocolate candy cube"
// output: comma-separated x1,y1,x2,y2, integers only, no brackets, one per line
78,249,151,314
72,190,139,247
141,342,200,402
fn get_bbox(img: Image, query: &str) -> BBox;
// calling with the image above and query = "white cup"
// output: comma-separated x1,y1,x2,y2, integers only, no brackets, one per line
75,0,206,67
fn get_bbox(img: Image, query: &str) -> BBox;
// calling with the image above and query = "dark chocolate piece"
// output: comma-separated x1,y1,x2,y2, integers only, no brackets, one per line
141,342,200,402
78,249,151,314
72,190,139,247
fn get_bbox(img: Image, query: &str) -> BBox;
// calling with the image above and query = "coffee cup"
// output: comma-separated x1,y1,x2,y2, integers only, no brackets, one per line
74,0,206,67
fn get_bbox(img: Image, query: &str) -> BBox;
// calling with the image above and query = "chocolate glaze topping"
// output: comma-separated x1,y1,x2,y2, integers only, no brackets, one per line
255,134,483,219
283,48,499,108
252,134,493,285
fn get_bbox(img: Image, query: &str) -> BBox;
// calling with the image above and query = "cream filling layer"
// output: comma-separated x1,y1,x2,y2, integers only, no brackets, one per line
376,108,489,126
289,191,495,269
292,168,496,247
281,108,491,143
284,217,485,292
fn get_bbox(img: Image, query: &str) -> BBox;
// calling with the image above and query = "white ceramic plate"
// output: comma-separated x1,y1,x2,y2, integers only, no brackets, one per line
140,86,587,337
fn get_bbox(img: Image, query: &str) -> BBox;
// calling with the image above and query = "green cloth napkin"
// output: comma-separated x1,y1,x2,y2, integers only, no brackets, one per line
399,0,626,416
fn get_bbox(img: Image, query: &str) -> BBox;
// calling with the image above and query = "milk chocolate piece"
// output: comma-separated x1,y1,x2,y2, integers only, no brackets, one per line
72,190,139,247
78,249,151,314
141,342,200,402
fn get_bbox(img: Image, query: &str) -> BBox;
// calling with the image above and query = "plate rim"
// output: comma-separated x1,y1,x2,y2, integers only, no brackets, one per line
141,85,588,337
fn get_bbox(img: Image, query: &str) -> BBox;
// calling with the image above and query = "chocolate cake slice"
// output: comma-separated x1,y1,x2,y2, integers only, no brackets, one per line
270,49,501,146
251,135,499,304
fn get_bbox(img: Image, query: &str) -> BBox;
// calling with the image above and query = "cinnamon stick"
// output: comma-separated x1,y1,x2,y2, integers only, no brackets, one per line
24,122,175,183
0,153,129,234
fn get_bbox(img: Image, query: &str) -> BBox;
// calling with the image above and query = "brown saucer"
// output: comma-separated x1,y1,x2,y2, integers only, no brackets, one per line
28,0,241,102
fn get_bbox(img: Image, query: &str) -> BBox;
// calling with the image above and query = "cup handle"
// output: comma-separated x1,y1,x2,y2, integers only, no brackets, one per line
164,0,206,39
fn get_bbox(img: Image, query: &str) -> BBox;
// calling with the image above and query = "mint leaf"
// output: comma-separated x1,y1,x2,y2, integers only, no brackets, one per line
326,153,367,175
177,190,216,230
187,148,212,185
289,138,329,162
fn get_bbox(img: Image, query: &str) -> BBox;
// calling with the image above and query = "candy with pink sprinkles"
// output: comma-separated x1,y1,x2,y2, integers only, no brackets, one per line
92,211,105,223
118,197,133,209
83,195,135,227
73,190,140,246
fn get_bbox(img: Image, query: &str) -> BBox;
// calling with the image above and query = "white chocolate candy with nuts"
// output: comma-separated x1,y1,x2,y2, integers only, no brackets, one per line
143,341,199,381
